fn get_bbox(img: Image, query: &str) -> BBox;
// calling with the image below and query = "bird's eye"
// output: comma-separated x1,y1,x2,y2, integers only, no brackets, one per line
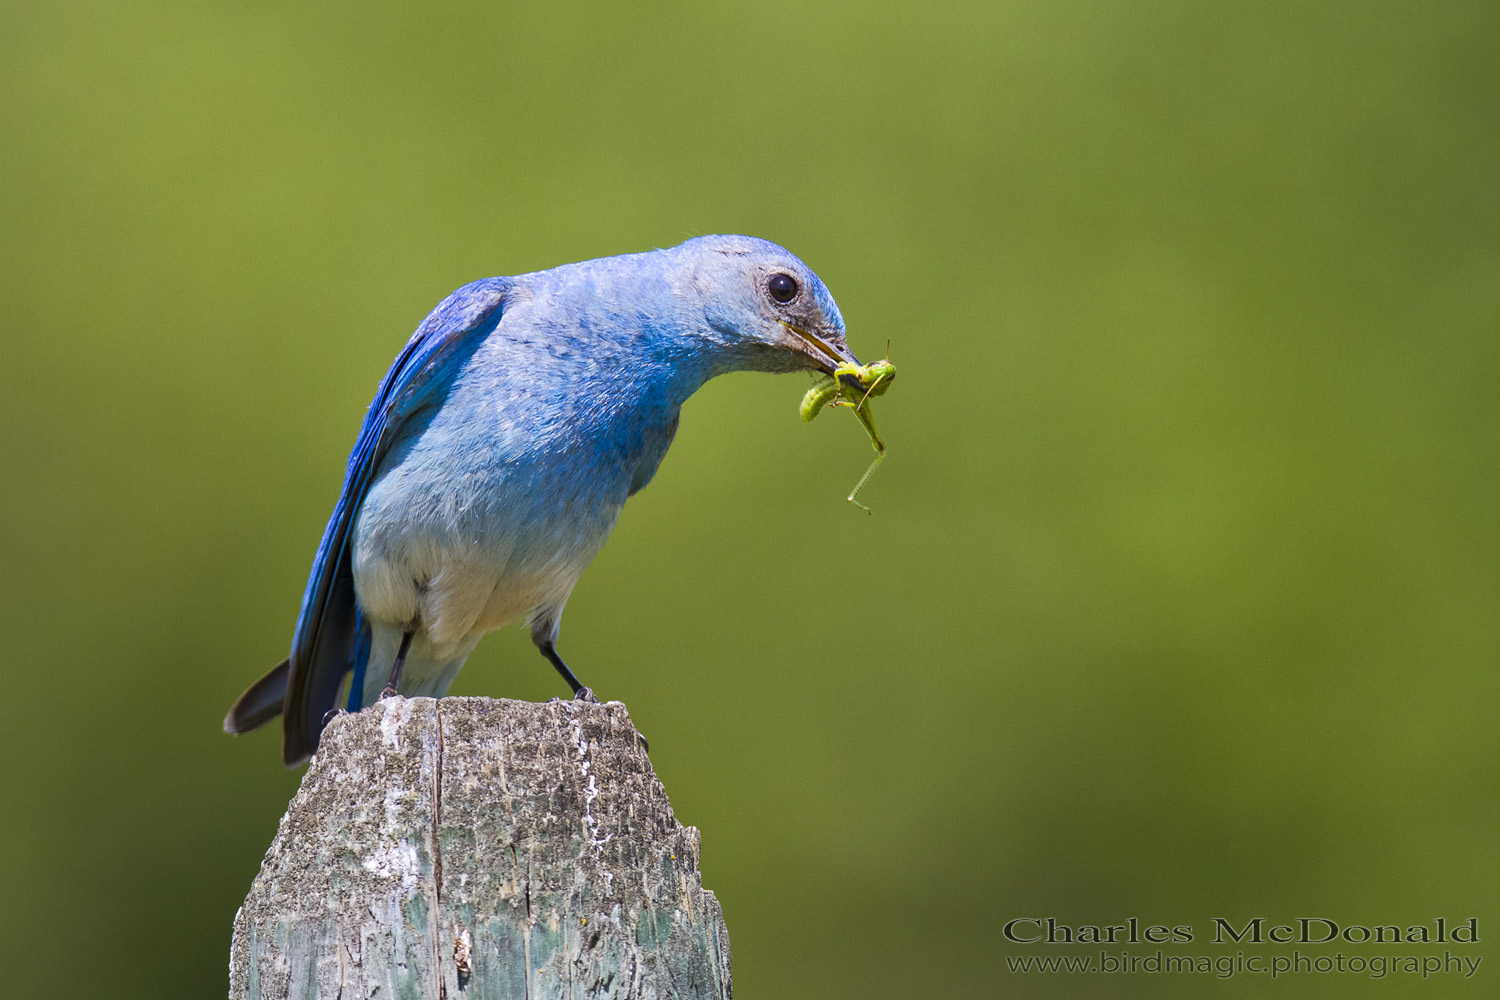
767,273,799,304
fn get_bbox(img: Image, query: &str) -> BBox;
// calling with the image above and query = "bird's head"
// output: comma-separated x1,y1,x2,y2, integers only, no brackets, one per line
669,235,860,376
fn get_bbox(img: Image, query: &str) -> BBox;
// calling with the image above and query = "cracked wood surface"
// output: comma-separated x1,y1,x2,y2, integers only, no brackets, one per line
229,696,731,999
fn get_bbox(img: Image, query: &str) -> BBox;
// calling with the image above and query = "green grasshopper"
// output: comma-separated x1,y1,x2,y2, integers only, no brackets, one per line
800,356,896,512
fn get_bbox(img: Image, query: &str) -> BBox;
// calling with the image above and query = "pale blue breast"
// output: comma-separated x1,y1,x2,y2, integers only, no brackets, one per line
350,281,704,654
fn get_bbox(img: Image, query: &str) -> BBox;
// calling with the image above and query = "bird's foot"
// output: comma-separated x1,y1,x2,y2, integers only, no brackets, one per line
379,685,400,700
637,732,651,754
573,686,599,704
321,708,349,726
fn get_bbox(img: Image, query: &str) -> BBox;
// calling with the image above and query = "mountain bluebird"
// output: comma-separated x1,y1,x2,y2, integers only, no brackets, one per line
225,235,863,765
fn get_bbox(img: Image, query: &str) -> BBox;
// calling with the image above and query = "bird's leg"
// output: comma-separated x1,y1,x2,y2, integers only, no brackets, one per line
537,640,598,703
532,619,644,749
380,630,415,699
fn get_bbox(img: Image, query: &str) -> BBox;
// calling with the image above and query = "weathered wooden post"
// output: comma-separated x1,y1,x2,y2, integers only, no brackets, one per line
229,696,731,999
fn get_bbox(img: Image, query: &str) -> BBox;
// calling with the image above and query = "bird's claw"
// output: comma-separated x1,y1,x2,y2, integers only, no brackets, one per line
573,686,599,704
321,708,348,726
379,686,400,700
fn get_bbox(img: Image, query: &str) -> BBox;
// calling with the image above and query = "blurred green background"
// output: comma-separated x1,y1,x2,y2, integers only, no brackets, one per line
3,1,1496,997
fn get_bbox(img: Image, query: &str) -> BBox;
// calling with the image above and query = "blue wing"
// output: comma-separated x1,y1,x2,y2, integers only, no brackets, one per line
280,277,510,764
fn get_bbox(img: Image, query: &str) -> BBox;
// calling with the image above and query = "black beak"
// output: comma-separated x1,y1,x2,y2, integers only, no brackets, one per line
780,321,859,374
